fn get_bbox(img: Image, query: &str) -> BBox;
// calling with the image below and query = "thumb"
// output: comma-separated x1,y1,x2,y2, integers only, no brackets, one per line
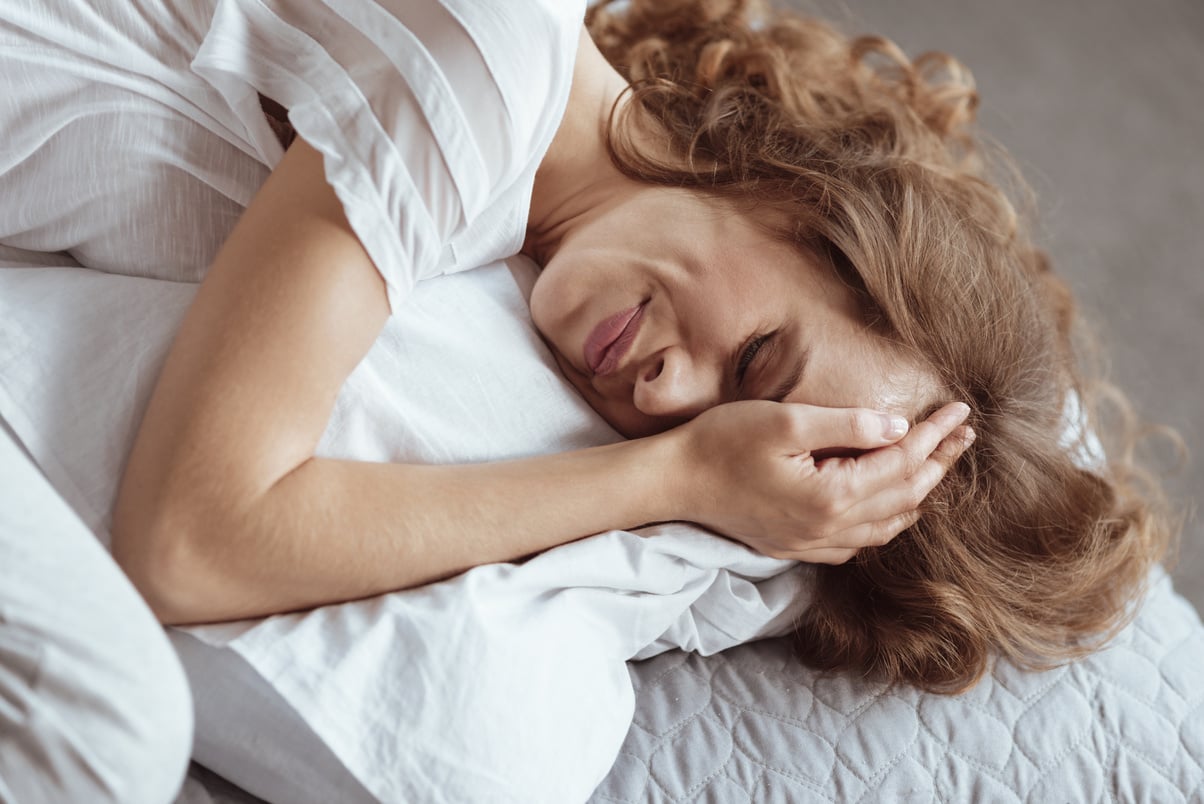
786,404,910,451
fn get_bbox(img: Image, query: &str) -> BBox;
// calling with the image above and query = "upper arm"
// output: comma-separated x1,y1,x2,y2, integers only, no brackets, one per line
112,137,389,561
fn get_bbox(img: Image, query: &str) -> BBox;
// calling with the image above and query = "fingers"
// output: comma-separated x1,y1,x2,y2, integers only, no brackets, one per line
843,425,974,525
930,423,975,471
855,402,971,489
786,404,914,452
858,509,923,549
785,418,973,565
789,510,922,565
798,547,860,566
714,400,975,567
899,402,972,471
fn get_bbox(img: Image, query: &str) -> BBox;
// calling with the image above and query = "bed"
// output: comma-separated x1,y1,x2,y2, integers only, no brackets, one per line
2,251,1202,803
175,565,1204,802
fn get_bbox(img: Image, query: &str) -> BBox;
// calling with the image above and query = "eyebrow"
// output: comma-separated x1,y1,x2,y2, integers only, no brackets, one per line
766,342,810,403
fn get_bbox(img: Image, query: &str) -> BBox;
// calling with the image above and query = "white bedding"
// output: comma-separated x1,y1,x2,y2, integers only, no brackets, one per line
175,565,1204,803
4,251,1201,803
0,254,807,802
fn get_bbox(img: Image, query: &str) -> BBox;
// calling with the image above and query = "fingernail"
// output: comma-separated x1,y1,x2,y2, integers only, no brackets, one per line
951,402,971,422
883,414,909,439
963,427,976,447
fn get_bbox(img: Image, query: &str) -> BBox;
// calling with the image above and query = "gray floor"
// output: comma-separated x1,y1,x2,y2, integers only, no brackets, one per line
783,0,1204,612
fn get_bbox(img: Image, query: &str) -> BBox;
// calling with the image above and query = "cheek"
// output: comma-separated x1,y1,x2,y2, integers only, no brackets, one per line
555,360,681,439
528,264,574,344
585,392,687,439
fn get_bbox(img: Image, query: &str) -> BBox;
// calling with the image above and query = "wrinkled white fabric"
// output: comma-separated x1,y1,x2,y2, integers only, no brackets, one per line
0,425,193,804
0,0,582,303
2,4,783,798
0,257,809,803
191,0,583,309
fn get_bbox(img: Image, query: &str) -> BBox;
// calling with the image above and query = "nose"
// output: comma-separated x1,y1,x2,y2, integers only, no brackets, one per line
631,345,722,420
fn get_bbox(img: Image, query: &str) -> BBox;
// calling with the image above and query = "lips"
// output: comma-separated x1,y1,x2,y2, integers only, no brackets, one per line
584,303,645,376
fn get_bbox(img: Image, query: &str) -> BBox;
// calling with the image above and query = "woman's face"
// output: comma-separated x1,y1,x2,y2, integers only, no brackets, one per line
529,189,935,438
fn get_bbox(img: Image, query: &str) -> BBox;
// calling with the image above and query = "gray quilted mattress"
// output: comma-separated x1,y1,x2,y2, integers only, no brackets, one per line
179,570,1204,803
589,570,1204,802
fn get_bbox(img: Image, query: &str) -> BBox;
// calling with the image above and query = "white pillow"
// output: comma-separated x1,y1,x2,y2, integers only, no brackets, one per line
0,255,619,542
0,261,194,541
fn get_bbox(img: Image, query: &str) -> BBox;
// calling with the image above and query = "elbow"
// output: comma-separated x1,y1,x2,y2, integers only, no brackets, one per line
111,496,215,626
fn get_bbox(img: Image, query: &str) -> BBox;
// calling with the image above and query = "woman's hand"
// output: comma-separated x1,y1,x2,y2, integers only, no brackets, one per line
672,401,973,564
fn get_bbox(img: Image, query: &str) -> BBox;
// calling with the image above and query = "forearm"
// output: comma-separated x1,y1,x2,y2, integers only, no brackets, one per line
126,435,680,625
108,135,686,624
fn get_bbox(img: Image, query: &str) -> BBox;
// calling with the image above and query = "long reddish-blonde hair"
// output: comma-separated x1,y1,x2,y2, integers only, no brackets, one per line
587,0,1176,692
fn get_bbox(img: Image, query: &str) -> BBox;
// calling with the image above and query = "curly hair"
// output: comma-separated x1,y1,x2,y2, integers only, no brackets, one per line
586,0,1176,692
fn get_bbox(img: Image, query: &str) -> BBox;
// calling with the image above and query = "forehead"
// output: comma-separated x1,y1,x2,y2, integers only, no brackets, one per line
780,290,942,421
697,198,944,420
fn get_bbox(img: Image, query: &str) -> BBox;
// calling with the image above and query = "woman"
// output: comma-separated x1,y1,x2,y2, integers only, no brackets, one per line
119,0,1168,687
542,0,1173,690
0,0,1170,794
95,0,974,627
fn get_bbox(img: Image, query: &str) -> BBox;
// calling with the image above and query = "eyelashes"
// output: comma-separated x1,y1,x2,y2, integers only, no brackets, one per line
736,329,777,386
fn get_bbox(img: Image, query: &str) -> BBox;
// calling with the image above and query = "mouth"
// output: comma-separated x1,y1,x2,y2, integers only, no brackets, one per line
584,302,645,377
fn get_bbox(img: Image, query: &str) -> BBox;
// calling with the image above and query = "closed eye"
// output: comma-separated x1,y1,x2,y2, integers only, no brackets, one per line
736,329,778,387
735,327,809,403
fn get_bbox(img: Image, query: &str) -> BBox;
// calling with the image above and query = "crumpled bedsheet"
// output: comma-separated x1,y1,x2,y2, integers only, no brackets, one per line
177,567,1203,804
590,567,1204,803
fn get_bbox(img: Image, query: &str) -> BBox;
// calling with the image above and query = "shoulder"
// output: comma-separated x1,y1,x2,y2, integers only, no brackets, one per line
439,0,586,63
437,0,587,157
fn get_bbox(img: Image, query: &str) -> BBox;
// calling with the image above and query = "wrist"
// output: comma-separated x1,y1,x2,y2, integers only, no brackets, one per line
631,425,697,526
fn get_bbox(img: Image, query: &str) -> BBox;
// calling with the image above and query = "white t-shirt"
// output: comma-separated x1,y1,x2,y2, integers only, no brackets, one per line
0,0,586,309
192,0,585,311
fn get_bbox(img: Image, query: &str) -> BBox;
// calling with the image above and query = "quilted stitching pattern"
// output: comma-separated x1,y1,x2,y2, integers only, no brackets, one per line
590,574,1204,802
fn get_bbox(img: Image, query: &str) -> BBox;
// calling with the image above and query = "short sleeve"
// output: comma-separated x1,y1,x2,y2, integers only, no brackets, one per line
191,0,585,312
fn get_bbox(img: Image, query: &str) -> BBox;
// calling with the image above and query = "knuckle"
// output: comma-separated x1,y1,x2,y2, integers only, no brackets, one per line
930,447,955,473
809,525,836,545
848,410,874,443
936,429,962,454
822,474,857,512
882,442,912,473
920,461,946,491
874,524,899,545
903,445,928,476
818,493,847,519
932,436,962,467
780,410,804,441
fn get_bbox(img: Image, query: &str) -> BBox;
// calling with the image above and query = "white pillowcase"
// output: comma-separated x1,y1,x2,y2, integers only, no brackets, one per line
0,252,617,541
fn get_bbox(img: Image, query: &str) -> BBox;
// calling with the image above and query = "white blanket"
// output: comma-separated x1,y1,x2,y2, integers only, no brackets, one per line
0,253,808,802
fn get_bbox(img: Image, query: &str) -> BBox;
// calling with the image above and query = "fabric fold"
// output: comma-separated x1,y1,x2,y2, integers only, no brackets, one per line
190,0,583,311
